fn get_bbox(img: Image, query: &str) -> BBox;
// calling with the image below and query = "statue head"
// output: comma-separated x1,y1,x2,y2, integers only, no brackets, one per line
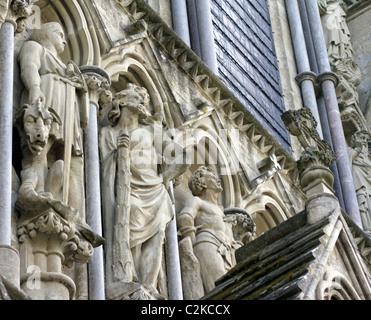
31,22,66,54
188,166,223,197
108,83,151,125
351,130,370,150
16,99,61,156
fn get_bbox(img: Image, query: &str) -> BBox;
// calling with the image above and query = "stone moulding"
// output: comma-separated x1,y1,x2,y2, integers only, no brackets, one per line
113,0,297,177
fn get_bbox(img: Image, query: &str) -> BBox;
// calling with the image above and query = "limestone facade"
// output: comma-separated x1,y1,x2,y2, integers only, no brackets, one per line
0,0,369,300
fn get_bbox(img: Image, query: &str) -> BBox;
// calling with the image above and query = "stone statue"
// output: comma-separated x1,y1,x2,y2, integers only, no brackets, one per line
177,166,255,294
100,83,188,300
348,130,371,233
15,22,102,300
0,0,9,25
320,0,362,108
18,21,88,218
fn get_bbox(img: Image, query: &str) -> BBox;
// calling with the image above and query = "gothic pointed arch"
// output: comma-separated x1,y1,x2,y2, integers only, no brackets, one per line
102,50,164,118
33,0,100,66
245,190,289,236
182,120,243,209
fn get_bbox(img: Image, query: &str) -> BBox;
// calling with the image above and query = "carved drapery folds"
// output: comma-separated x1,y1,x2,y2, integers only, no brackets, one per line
319,0,367,136
14,22,102,299
5,0,369,301
100,83,188,300
348,130,371,232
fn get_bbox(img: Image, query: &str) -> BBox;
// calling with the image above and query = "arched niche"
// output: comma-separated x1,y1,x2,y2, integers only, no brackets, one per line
14,0,102,113
101,48,173,127
246,192,289,236
32,0,101,66
174,122,243,211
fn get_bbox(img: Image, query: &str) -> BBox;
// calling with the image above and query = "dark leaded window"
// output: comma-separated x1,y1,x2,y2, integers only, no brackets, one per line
211,0,290,150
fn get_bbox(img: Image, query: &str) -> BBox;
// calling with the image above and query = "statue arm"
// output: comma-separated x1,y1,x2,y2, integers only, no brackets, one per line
17,168,53,210
177,197,200,245
19,41,44,104
348,146,361,164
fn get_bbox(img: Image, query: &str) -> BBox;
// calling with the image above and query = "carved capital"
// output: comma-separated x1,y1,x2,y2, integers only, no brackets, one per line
17,209,94,268
80,65,112,117
6,0,35,33
317,71,340,87
295,71,317,85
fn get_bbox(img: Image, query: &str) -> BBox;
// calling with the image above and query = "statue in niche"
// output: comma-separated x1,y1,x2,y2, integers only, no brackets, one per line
319,0,362,107
177,166,255,294
100,83,188,300
17,21,89,223
15,22,102,300
348,130,371,233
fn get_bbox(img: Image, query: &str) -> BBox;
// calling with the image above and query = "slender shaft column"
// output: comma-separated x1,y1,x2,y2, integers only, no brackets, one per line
86,102,105,300
317,97,345,209
171,0,191,46
0,20,15,246
165,181,183,300
80,65,112,300
186,0,202,58
298,0,345,210
305,0,362,228
194,0,218,74
286,0,323,138
0,2,34,289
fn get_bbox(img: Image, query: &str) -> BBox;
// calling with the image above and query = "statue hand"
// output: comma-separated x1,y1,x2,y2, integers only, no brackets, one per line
162,177,170,190
29,86,45,105
117,131,130,148
38,192,54,203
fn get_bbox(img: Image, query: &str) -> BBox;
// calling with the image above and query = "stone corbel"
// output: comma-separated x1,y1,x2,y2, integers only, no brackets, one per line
282,107,336,198
17,209,94,299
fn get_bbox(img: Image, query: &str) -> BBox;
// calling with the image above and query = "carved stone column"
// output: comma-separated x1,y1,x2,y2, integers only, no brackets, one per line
164,181,183,300
0,0,33,288
193,0,218,74
304,0,362,228
286,0,323,138
17,209,94,300
170,0,191,46
80,65,111,300
297,0,345,210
